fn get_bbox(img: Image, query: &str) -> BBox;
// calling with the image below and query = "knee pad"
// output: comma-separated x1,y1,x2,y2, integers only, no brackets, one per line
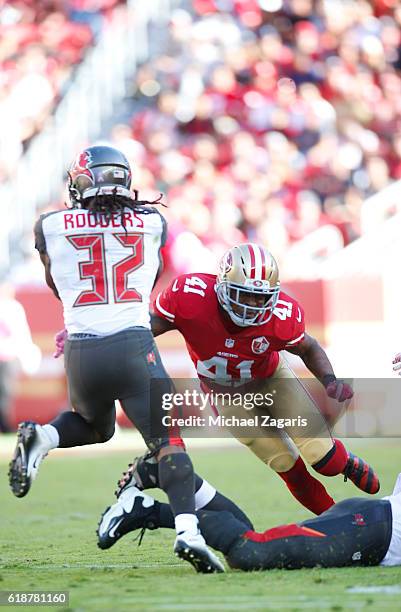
268,452,297,473
158,452,194,491
296,437,333,466
237,437,297,472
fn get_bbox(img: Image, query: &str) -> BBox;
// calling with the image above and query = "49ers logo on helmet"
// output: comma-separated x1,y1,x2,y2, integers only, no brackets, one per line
70,150,93,181
221,252,233,275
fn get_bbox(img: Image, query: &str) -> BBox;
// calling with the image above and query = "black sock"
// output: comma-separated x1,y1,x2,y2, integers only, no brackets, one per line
158,453,195,516
50,411,101,447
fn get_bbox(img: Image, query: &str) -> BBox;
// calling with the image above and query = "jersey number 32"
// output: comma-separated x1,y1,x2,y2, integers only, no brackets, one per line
66,232,144,307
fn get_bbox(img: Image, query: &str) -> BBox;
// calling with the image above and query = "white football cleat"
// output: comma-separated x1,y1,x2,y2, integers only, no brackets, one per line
97,484,156,549
174,531,225,573
9,421,52,498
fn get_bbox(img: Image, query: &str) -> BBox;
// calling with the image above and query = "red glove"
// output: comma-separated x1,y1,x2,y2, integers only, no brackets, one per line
53,328,68,359
325,379,354,402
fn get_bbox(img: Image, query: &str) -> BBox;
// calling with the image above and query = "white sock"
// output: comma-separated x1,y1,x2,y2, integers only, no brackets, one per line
42,424,60,449
174,513,199,536
195,480,216,510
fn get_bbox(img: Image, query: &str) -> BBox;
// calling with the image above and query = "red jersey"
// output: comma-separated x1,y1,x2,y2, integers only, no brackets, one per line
154,273,305,385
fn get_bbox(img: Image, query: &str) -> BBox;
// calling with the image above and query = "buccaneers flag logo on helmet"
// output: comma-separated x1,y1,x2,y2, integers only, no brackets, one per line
70,150,93,182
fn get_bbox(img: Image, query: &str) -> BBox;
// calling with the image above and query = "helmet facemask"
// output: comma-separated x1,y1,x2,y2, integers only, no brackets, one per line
217,280,280,327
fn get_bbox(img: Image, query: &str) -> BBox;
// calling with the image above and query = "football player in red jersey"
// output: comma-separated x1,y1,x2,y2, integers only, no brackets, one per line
54,242,380,515
151,243,380,513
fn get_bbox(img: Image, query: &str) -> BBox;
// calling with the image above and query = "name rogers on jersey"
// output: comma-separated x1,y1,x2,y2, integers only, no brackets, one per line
63,211,143,229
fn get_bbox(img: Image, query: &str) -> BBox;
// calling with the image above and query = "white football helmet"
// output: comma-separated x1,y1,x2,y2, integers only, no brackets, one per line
216,243,280,327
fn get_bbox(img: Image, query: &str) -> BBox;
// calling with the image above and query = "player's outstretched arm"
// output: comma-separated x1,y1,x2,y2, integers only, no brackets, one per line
150,313,177,336
286,333,353,402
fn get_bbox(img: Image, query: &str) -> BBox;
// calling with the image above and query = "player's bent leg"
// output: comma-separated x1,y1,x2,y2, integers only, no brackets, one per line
9,421,59,498
306,438,380,494
197,510,256,570
8,403,115,498
118,333,224,572
122,452,253,528
271,359,380,495
156,444,225,573
235,432,334,514
200,498,392,571
103,451,253,546
50,410,115,446
277,456,335,514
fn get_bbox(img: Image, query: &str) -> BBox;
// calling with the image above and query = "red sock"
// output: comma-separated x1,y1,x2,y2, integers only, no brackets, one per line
312,438,348,476
278,456,335,515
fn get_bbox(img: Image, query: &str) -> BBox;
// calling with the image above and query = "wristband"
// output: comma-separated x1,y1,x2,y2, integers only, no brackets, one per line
322,374,336,388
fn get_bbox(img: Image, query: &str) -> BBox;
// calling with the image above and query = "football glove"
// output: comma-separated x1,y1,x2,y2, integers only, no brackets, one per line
392,353,401,375
53,328,67,358
325,379,354,402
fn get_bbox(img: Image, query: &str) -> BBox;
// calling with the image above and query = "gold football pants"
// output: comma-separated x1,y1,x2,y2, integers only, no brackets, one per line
215,356,333,472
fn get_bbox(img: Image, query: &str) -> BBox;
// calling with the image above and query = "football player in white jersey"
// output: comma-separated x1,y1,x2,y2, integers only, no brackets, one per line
8,145,223,573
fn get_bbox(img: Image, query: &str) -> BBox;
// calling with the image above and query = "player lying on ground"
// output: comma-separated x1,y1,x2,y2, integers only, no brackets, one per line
54,243,380,515
98,459,401,571
8,145,223,573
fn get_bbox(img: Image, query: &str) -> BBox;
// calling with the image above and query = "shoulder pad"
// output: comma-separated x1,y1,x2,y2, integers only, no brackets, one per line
272,293,303,342
173,274,215,320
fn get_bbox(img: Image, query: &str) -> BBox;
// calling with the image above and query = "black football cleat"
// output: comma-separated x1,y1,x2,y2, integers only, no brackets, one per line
8,421,50,498
97,485,157,549
115,452,158,498
174,533,225,573
343,452,380,494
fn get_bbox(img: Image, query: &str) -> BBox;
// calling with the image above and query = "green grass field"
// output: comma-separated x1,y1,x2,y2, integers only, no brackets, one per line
1,438,401,611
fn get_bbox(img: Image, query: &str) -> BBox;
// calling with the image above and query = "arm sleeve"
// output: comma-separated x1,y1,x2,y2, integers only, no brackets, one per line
33,216,47,255
153,277,181,325
284,303,305,348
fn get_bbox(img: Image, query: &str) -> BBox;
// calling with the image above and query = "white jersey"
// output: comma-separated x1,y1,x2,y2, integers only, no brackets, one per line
34,207,166,334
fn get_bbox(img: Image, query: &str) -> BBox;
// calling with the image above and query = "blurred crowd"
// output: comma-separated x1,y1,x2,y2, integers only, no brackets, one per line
0,0,124,183
105,0,401,276
3,0,401,281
